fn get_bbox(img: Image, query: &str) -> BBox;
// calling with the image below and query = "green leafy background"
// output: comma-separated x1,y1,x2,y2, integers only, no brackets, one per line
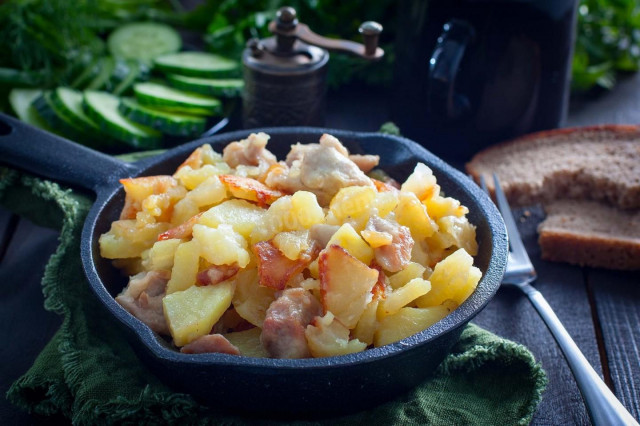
0,0,639,112
572,0,640,91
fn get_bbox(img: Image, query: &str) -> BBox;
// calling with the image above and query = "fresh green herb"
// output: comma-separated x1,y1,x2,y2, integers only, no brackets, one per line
0,0,180,90
379,121,401,136
572,0,640,92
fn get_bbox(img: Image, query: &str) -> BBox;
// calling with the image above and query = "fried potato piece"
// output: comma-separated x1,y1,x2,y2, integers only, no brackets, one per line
218,174,284,207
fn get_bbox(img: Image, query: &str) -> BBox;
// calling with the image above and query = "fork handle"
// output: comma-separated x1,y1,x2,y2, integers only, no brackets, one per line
520,283,639,425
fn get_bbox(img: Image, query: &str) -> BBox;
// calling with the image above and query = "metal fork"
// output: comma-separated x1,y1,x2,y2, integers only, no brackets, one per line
481,174,638,426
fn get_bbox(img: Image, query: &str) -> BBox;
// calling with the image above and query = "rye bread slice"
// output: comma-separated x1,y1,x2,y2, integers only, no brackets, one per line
466,125,640,210
466,126,640,270
538,200,640,270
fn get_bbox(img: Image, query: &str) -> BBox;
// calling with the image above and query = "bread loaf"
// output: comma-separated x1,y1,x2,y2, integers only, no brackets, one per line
538,200,640,270
466,125,640,209
466,126,640,270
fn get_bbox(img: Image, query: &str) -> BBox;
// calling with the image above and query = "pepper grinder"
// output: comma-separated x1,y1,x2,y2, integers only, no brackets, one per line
242,6,383,128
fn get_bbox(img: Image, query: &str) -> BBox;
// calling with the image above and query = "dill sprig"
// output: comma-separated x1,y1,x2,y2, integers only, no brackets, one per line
0,0,179,87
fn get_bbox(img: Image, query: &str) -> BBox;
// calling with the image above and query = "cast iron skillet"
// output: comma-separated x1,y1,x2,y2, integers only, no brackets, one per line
0,113,507,416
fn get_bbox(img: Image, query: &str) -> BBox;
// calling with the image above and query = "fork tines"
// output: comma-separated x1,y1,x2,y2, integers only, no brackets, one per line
480,174,531,264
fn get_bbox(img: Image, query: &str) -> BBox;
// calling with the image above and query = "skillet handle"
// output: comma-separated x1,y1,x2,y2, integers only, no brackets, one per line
0,113,136,193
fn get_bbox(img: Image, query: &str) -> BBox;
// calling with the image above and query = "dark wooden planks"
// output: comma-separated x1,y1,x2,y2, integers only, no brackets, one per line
473,206,599,425
566,71,640,422
0,218,62,425
567,73,640,127
588,268,640,420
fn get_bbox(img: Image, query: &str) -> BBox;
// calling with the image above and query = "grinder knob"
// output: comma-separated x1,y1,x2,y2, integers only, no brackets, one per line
359,21,383,57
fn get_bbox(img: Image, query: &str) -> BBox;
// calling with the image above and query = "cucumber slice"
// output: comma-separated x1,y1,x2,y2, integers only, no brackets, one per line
134,82,222,115
8,89,52,130
84,90,162,149
108,22,181,64
154,52,239,78
86,57,116,91
165,74,243,98
33,92,91,142
49,87,110,141
119,97,206,137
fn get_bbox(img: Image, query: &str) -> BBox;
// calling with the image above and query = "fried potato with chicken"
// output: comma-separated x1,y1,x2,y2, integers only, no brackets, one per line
100,132,482,358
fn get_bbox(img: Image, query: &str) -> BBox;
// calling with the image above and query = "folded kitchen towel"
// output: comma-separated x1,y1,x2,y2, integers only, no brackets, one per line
2,166,547,426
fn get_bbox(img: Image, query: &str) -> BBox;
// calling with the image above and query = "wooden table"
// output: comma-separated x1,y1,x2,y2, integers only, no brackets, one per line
1,77,639,425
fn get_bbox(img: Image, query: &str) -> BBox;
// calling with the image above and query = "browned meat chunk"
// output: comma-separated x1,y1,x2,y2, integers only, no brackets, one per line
366,215,414,272
180,334,241,355
261,288,322,358
266,134,374,206
218,174,284,206
197,264,240,286
370,262,391,301
223,132,277,170
158,212,203,241
252,240,318,290
116,270,170,335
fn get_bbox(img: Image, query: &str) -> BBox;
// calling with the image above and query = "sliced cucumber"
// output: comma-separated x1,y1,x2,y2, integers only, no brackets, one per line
33,91,91,142
84,90,162,149
119,98,206,137
154,52,239,78
165,74,243,98
108,22,181,64
8,89,52,130
134,82,222,115
86,57,116,91
48,87,114,149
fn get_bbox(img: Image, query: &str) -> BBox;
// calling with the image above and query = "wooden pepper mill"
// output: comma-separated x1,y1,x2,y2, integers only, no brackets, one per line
242,6,384,128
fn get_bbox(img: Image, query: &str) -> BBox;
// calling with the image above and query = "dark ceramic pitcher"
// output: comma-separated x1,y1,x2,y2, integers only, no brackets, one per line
392,0,579,160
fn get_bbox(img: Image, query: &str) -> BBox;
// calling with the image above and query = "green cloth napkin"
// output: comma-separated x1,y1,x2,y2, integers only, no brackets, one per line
1,167,547,426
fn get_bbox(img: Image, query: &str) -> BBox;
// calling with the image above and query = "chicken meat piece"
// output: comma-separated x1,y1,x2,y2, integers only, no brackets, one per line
180,334,241,355
284,134,347,165
366,214,414,272
318,133,350,156
285,134,379,173
223,132,278,176
285,143,312,165
116,270,170,335
266,134,374,205
261,288,323,358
